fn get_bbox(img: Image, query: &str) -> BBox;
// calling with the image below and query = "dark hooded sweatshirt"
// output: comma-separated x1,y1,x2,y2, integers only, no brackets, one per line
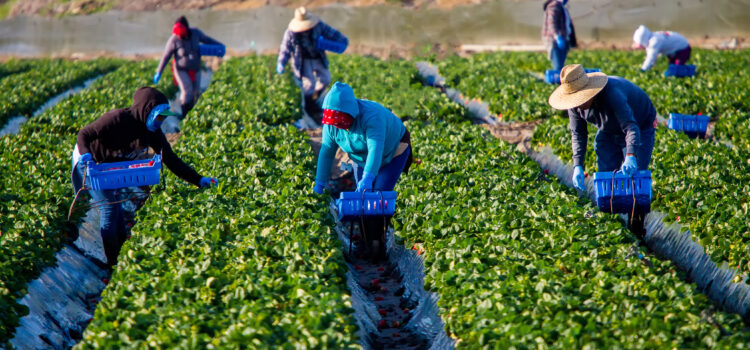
76,87,202,187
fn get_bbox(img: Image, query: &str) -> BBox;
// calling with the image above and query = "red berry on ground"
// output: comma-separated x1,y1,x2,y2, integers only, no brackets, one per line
393,332,400,337
378,319,387,329
354,265,362,270
377,267,384,272
378,309,387,316
375,296,384,301
392,321,400,327
544,169,549,175
371,279,380,286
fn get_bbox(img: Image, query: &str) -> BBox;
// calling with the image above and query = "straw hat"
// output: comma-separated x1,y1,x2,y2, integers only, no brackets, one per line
288,7,320,33
548,64,608,110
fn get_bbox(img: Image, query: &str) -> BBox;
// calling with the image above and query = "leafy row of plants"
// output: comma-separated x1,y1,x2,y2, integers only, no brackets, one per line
533,115,750,275
431,49,750,131
0,58,123,127
0,58,36,80
332,55,750,347
0,60,178,344
77,56,358,348
329,54,471,123
396,119,750,348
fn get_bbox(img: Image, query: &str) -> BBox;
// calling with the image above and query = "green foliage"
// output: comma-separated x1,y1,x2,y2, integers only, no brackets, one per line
396,120,750,348
77,56,358,348
0,60,177,343
0,58,123,126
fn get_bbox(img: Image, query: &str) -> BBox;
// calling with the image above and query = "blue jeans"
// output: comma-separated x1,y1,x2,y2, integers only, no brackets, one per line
549,44,569,71
72,163,128,266
354,146,411,191
594,127,655,172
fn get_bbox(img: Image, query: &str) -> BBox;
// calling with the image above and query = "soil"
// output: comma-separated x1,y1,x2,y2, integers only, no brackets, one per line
305,127,354,180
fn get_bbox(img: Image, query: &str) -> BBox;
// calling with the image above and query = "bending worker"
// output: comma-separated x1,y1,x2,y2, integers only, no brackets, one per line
548,64,656,237
314,82,412,194
542,0,577,70
277,7,348,123
72,87,218,267
633,25,691,71
154,16,224,119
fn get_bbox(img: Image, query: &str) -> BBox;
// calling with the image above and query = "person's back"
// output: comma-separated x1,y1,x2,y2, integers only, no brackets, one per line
633,25,691,70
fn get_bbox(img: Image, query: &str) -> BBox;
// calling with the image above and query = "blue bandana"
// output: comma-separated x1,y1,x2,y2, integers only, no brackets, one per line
146,104,171,132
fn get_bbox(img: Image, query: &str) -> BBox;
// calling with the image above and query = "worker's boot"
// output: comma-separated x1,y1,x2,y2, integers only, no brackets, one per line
628,210,647,240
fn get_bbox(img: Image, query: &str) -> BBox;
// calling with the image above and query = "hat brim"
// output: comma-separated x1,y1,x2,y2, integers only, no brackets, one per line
289,16,320,32
548,73,609,110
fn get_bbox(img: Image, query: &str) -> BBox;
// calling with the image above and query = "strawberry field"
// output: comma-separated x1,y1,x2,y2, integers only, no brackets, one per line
2,49,750,348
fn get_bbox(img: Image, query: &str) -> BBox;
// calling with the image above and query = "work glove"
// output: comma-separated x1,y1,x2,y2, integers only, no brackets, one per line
555,35,567,50
621,155,638,177
153,72,161,84
276,63,285,75
313,182,326,195
200,177,218,188
356,172,375,192
572,165,585,191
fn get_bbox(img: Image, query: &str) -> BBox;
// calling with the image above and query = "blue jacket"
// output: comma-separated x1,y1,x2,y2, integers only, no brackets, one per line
568,76,656,167
315,82,406,184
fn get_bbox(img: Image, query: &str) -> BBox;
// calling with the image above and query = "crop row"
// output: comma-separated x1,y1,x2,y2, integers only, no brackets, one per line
0,60,178,344
331,55,750,347
395,119,750,348
77,56,358,348
432,49,750,136
0,58,124,127
0,58,36,80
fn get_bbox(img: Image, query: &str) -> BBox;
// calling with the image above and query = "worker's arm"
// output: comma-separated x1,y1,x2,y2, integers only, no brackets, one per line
196,29,223,46
318,22,348,46
152,132,202,187
314,126,340,185
155,36,176,76
568,108,589,167
641,38,662,71
277,29,293,69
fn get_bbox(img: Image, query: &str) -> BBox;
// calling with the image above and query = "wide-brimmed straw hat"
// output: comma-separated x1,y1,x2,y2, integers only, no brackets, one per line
548,64,609,110
288,7,319,32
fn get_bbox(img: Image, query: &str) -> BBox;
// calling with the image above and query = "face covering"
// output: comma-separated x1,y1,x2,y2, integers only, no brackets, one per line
322,109,354,130
146,104,171,132
173,22,189,39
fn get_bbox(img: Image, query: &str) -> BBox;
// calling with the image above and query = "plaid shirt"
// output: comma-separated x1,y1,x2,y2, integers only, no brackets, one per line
277,21,348,78
541,0,569,44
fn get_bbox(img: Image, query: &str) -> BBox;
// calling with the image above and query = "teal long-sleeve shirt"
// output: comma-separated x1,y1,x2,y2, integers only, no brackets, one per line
315,99,406,184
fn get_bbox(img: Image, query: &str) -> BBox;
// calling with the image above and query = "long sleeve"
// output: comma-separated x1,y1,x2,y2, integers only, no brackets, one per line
154,132,202,187
363,115,387,175
156,36,176,75
569,109,588,167
605,89,641,155
76,112,119,159
277,29,293,68
315,127,339,184
550,3,566,37
196,29,222,46
319,22,348,47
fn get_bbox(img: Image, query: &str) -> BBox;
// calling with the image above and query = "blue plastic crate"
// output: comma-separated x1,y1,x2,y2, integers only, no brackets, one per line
667,113,709,138
316,36,347,54
86,155,162,191
593,170,652,214
199,44,226,57
545,68,601,84
664,64,696,77
337,191,397,222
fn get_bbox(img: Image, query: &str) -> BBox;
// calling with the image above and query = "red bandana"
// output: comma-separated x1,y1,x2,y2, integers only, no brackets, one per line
173,23,189,39
322,109,354,130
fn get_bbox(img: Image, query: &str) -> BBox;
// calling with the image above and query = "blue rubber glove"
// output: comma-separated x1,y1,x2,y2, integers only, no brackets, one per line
555,35,567,50
356,172,375,192
621,155,638,177
313,182,326,194
153,72,161,84
572,165,585,191
276,63,285,75
200,177,218,188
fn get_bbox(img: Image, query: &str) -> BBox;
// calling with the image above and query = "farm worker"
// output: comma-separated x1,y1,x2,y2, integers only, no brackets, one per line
633,25,691,71
548,64,656,237
153,15,224,118
313,81,412,195
277,7,348,123
542,0,577,71
71,87,218,266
